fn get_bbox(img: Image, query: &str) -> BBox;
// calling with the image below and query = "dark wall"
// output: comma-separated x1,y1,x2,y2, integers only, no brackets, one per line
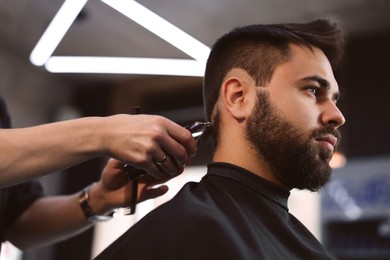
339,32,390,158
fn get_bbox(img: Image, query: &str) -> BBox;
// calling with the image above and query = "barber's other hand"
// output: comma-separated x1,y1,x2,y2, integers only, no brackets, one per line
101,114,196,179
91,159,174,215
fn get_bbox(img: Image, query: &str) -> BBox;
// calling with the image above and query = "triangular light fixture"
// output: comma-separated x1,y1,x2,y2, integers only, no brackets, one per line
30,0,210,77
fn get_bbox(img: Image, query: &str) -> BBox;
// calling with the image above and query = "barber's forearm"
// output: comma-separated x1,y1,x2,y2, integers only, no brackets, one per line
0,114,197,188
0,117,105,188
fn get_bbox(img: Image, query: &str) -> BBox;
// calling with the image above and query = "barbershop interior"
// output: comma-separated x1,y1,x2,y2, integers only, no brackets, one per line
1,0,390,259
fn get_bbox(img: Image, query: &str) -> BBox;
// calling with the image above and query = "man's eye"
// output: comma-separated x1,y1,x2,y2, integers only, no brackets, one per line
307,87,319,95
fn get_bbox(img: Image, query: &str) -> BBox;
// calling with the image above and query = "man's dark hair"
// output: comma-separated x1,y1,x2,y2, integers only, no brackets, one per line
202,19,345,149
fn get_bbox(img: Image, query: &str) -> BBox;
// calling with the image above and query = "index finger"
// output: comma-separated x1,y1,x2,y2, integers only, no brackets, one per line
163,121,197,167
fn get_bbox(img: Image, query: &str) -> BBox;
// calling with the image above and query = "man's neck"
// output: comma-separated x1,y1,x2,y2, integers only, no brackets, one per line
213,145,289,190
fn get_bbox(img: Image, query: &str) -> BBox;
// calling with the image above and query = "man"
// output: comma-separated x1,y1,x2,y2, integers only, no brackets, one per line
95,19,345,259
0,96,197,251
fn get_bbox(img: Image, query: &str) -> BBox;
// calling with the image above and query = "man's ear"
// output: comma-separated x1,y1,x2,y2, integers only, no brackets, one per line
221,69,254,122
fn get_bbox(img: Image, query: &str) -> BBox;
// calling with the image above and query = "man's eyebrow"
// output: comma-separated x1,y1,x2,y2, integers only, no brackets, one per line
301,76,340,102
301,76,330,88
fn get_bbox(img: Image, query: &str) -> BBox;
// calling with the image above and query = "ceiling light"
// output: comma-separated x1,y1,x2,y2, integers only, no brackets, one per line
45,56,206,77
29,0,88,66
29,0,210,77
100,0,210,63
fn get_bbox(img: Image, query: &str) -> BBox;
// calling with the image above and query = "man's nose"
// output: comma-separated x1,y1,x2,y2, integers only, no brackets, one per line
321,101,346,128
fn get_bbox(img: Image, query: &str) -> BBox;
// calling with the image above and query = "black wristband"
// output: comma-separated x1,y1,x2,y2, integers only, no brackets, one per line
79,184,113,223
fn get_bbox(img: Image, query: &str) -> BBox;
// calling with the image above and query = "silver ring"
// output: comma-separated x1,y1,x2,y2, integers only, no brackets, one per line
154,154,167,165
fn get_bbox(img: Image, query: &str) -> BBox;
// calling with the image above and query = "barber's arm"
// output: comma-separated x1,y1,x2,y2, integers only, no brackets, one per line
0,114,196,188
4,158,171,250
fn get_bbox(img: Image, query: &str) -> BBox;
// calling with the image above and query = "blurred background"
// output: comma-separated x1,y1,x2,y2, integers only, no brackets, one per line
1,0,390,259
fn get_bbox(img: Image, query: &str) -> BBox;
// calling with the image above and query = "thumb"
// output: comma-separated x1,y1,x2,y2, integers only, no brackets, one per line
139,185,169,202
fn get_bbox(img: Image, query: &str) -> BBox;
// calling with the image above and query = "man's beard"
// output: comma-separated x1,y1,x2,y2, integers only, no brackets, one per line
245,90,341,191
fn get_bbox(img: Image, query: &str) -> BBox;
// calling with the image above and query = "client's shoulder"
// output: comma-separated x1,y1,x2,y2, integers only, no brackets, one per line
139,180,223,225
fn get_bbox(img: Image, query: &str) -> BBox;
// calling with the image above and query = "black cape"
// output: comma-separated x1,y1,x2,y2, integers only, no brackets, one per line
96,162,335,260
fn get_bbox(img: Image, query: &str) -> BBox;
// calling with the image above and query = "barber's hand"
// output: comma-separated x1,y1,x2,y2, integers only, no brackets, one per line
90,159,174,215
101,114,196,179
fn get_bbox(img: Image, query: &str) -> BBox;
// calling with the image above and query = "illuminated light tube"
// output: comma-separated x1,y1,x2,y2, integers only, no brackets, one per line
29,0,88,66
100,0,210,62
45,56,206,77
30,0,210,76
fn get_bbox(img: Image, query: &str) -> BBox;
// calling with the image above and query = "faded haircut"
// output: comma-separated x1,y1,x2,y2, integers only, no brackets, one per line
202,19,345,150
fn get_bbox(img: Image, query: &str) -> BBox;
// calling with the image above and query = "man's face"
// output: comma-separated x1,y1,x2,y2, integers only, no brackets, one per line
245,45,345,191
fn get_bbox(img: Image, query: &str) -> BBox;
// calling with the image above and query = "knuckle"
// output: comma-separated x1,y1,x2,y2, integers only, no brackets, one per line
132,155,148,168
138,139,158,155
148,125,166,142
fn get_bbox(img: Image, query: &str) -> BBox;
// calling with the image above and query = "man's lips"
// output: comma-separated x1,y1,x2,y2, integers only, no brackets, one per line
315,134,337,153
